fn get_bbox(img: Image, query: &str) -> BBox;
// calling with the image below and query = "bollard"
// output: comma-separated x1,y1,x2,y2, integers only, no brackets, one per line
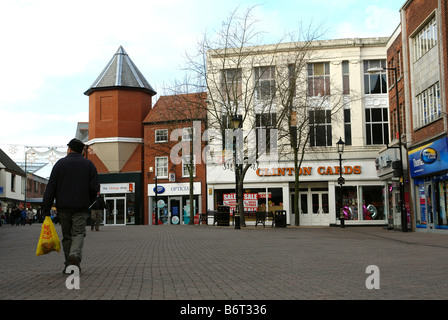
235,214,240,229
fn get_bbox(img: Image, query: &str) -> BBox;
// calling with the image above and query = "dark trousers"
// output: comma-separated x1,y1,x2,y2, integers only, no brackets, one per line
58,210,87,264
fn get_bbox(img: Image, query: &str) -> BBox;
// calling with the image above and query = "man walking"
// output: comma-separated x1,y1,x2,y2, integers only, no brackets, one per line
90,193,105,231
42,138,99,274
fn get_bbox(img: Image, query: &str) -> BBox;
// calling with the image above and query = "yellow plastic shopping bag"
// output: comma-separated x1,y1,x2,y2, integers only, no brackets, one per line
36,216,61,256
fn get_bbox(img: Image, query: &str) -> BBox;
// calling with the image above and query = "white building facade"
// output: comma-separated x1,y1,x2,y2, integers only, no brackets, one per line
205,38,391,226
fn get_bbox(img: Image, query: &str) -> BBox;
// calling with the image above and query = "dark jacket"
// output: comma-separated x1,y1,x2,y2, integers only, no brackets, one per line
91,195,106,210
42,153,99,215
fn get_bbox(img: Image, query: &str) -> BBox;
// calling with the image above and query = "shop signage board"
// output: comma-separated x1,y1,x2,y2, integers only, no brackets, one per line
101,183,135,194
408,137,448,178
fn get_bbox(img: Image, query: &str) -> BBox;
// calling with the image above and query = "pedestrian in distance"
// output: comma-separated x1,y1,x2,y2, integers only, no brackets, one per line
90,193,105,231
42,138,99,274
12,206,21,226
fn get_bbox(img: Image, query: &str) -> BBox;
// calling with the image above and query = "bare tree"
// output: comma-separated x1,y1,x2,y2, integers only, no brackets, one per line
182,6,352,226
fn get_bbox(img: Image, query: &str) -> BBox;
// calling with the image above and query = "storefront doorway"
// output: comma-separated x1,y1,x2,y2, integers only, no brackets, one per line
105,196,126,226
169,197,181,225
296,189,329,226
311,191,330,225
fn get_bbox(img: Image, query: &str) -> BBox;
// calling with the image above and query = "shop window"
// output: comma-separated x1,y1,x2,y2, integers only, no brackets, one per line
436,180,448,228
216,187,283,215
360,186,385,220
336,186,358,220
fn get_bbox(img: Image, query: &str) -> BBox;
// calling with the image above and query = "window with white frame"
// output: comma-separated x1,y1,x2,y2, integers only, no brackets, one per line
364,60,387,94
365,107,389,145
307,62,330,97
182,127,193,141
342,60,350,95
155,129,168,143
309,109,332,147
256,112,276,153
182,155,196,177
222,68,242,101
414,16,437,62
155,157,168,178
415,82,441,127
255,66,276,100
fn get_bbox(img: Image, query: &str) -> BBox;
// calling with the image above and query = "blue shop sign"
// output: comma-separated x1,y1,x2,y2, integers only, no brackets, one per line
153,185,165,194
408,137,448,178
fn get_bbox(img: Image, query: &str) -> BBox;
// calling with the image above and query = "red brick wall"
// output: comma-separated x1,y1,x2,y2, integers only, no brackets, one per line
89,89,152,139
387,31,406,140
143,119,208,225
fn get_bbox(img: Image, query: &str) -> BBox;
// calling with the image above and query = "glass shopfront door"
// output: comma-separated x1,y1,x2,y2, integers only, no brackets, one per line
169,197,181,225
105,197,126,225
295,190,329,226
311,192,330,225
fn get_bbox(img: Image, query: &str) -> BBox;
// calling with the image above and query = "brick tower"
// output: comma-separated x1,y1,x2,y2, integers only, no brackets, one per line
84,46,156,173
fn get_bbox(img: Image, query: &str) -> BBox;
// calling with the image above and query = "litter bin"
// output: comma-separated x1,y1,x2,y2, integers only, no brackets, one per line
217,205,230,226
274,210,287,227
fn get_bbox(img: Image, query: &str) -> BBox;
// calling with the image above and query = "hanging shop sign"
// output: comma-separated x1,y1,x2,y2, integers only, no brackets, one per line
408,137,448,178
256,165,361,177
101,183,135,194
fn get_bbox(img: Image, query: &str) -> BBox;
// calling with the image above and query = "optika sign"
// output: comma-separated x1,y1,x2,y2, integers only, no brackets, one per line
256,166,361,177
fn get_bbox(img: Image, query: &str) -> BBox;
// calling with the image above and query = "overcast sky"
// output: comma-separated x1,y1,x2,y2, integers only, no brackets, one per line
0,0,404,174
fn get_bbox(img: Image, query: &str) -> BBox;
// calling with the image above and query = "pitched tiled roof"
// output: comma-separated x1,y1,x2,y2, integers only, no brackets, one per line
84,46,156,96
0,148,25,175
144,92,207,123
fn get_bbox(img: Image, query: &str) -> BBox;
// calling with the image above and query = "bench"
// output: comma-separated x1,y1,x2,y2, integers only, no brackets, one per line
206,210,218,225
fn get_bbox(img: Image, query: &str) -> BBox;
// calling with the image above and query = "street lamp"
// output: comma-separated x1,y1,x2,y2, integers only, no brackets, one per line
367,67,407,232
232,114,242,229
337,137,345,228
149,167,158,225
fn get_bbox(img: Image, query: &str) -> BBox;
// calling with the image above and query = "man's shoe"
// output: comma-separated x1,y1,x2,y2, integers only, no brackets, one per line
69,255,81,273
63,265,69,274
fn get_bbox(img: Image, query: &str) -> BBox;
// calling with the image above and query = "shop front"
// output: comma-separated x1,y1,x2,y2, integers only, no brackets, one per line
148,182,202,225
207,159,387,226
376,145,410,230
98,172,143,225
408,136,448,232
100,182,137,225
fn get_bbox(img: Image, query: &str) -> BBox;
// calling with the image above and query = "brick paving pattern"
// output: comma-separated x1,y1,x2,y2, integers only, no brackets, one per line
1,223,448,300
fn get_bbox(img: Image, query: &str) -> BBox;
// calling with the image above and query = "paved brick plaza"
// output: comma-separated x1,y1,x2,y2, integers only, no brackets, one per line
1,223,448,301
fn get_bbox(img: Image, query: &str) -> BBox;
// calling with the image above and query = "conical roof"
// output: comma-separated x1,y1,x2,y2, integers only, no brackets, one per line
84,46,156,96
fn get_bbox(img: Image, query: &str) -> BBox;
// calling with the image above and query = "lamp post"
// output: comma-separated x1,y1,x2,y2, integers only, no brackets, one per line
367,67,407,232
232,114,242,229
149,167,158,225
337,137,345,228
